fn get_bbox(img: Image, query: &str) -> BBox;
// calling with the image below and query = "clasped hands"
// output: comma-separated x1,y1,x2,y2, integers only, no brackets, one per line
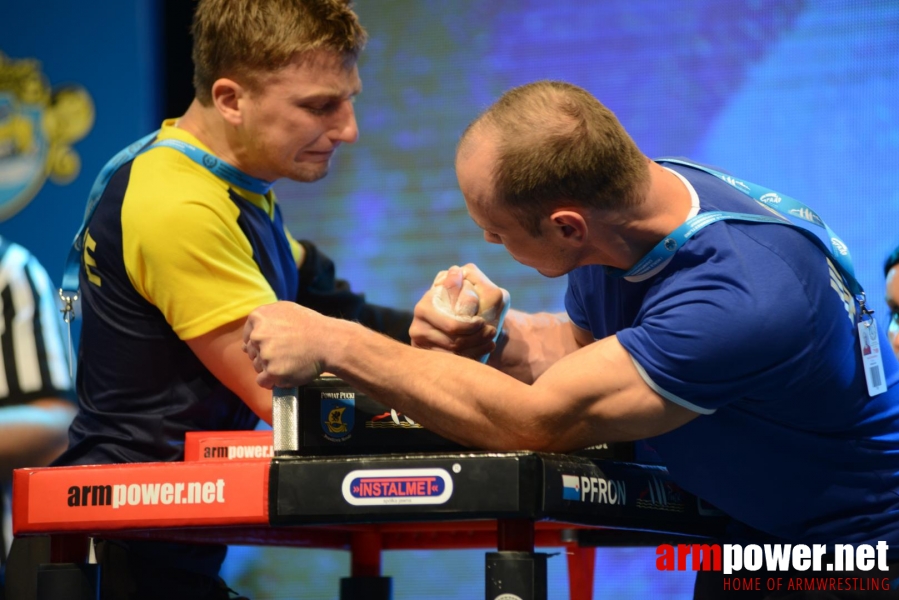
242,263,510,388
410,263,510,363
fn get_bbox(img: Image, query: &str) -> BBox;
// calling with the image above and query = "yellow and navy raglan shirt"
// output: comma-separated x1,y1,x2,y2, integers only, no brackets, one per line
56,121,303,466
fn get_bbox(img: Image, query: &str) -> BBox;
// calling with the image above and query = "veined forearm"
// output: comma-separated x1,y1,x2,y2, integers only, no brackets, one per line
247,302,692,455
324,320,547,450
487,310,580,383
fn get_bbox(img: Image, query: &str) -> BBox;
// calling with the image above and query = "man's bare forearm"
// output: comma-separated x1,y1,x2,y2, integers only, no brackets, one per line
245,302,680,453
324,319,549,450
487,310,581,383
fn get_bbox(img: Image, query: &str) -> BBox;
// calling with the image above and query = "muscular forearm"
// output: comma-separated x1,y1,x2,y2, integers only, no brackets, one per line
320,320,693,451
246,302,695,452
487,310,581,383
324,320,550,450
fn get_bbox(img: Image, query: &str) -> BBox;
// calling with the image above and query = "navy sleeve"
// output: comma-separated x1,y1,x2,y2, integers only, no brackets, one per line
296,240,413,344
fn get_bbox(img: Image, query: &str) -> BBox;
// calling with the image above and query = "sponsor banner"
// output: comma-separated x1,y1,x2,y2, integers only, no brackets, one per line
544,458,656,516
270,453,524,524
341,468,453,506
13,460,269,533
184,430,274,462
541,458,729,538
560,472,626,506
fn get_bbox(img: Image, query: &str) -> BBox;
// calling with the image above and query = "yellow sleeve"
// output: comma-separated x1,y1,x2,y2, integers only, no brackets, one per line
122,157,277,340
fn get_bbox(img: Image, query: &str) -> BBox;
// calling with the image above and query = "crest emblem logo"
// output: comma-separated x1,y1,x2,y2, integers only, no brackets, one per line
0,53,94,221
321,397,355,441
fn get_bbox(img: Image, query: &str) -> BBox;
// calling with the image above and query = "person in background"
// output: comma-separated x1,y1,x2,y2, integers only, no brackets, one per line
243,80,899,599
885,244,899,360
0,237,75,599
8,1,414,599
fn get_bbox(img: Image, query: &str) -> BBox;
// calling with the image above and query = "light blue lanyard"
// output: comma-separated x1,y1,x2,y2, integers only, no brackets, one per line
59,130,274,318
608,158,868,312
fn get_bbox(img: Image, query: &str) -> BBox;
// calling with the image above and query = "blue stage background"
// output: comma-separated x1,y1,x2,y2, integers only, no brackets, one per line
3,1,898,598
278,0,899,323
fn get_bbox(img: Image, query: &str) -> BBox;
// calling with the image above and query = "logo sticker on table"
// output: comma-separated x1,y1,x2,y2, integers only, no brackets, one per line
341,468,453,506
562,474,581,500
320,396,355,442
561,473,626,505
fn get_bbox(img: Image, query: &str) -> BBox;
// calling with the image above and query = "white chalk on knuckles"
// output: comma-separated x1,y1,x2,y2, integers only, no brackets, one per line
430,266,510,363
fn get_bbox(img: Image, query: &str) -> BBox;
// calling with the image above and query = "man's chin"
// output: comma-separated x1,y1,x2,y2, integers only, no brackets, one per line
520,261,566,279
287,165,330,183
536,268,566,279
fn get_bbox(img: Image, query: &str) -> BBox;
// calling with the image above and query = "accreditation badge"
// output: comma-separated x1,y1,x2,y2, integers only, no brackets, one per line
858,319,887,397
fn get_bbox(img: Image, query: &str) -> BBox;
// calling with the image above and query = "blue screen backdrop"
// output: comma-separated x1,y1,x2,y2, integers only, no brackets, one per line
2,1,897,598
278,0,898,324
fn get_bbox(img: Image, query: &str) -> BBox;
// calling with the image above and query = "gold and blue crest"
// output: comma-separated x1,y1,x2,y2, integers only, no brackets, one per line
321,397,355,441
0,52,94,221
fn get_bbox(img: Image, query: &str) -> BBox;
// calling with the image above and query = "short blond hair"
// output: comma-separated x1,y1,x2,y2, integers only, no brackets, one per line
461,81,649,236
191,0,367,104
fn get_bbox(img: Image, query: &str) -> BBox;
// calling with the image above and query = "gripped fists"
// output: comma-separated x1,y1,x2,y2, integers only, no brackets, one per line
410,264,510,363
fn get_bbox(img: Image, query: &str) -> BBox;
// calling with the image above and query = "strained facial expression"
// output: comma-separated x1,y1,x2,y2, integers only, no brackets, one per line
238,51,361,183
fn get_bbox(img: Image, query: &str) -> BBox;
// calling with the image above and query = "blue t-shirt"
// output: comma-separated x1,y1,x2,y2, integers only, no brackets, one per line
565,161,899,549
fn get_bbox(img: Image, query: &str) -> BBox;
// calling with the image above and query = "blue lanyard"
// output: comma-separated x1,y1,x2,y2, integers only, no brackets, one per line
608,158,866,304
59,130,274,313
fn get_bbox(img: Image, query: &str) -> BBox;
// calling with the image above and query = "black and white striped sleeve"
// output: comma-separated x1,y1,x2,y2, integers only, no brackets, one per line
0,240,74,407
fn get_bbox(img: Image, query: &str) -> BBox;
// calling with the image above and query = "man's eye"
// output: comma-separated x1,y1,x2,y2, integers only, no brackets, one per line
305,102,338,115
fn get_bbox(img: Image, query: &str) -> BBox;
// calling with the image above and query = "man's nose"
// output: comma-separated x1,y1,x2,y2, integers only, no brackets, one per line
332,100,359,144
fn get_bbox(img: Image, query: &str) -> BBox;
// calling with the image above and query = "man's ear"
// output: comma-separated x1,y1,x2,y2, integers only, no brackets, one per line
549,209,587,244
211,78,244,126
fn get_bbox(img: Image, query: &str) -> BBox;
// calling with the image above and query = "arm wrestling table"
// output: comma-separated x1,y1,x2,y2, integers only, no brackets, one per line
11,388,728,600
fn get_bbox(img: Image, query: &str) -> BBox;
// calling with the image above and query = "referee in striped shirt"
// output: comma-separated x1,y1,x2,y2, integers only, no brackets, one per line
0,236,76,598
